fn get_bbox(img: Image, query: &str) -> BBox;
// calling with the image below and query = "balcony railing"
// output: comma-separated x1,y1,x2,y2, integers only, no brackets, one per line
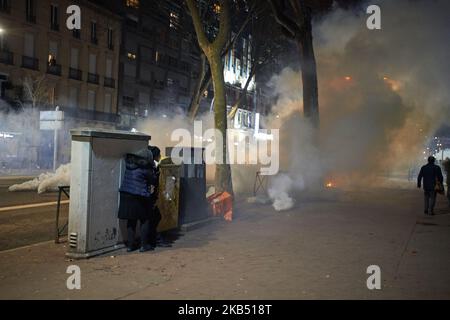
22,56,39,70
0,51,13,65
91,37,98,45
69,68,82,81
104,77,115,88
87,73,99,84
47,63,61,76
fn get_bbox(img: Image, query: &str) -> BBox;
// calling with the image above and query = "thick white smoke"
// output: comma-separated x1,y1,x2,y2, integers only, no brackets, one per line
8,163,71,194
265,0,450,210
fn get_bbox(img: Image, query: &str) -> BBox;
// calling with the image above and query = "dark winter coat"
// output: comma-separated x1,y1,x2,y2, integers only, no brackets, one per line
119,153,153,198
118,152,156,220
417,163,444,191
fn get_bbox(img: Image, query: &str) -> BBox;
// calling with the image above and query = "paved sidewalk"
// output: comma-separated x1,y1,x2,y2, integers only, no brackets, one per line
0,187,449,299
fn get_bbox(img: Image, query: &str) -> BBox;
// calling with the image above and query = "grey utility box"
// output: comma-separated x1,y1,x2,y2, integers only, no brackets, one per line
67,128,150,259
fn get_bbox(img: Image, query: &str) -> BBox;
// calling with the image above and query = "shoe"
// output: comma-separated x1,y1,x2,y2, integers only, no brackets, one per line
157,241,172,248
139,245,155,252
127,246,138,252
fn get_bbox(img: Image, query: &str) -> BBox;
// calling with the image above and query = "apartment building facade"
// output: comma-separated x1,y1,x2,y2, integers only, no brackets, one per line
0,0,121,169
90,0,204,129
0,0,121,122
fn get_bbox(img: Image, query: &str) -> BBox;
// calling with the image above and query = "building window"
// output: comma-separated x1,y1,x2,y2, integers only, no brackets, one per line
89,53,96,74
48,41,58,65
104,93,112,113
50,4,59,31
69,87,78,108
23,33,34,57
0,0,10,13
72,29,80,39
87,90,96,110
123,96,134,108
25,0,36,23
127,52,137,61
105,58,112,78
213,3,221,14
126,0,139,9
169,11,179,29
107,28,114,50
90,21,97,44
0,33,6,51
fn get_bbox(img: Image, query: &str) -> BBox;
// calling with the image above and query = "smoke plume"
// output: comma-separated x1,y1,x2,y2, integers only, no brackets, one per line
265,0,450,210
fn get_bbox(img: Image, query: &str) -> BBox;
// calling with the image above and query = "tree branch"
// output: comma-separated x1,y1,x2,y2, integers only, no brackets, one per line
186,0,211,50
212,0,231,52
267,0,298,38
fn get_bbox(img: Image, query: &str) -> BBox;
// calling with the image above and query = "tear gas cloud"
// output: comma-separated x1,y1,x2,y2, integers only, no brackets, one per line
265,0,450,210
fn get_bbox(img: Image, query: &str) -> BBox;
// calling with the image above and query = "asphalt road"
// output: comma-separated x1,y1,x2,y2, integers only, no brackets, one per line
0,177,69,251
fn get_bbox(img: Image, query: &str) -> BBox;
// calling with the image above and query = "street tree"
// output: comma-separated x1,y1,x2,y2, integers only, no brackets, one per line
21,75,50,109
186,0,255,121
186,0,233,194
267,0,319,128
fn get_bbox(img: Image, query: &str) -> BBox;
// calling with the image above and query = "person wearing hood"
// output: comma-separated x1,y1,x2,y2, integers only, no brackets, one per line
118,148,156,252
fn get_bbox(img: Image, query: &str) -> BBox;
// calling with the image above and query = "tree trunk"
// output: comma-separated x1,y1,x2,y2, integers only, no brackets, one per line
209,51,233,194
297,9,319,128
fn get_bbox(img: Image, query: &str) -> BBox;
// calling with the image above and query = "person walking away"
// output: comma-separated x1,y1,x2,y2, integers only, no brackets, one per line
417,156,444,215
118,148,155,252
442,157,450,208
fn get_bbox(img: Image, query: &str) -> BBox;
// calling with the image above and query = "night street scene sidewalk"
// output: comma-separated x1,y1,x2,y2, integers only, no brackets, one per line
1,0,450,303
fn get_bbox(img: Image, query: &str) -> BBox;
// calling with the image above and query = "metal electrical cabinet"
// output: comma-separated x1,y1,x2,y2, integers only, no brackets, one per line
67,128,150,259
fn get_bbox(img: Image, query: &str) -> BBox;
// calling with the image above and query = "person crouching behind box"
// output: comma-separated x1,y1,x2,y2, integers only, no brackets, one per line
118,148,156,252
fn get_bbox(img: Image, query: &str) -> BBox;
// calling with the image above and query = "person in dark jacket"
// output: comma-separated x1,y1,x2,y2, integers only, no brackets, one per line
118,148,156,252
148,146,162,248
417,156,444,215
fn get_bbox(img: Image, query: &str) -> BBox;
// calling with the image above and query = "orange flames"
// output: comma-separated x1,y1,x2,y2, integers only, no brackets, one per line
325,181,335,188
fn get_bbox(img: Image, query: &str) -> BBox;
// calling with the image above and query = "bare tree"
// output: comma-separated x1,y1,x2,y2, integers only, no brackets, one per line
21,75,49,109
186,0,233,194
186,2,255,121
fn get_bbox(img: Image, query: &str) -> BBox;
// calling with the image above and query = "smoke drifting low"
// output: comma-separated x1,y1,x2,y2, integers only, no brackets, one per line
266,0,450,209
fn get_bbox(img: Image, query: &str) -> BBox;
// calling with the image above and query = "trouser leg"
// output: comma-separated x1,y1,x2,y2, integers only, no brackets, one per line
424,192,429,213
150,207,161,247
139,219,150,246
127,219,138,247
429,191,437,214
